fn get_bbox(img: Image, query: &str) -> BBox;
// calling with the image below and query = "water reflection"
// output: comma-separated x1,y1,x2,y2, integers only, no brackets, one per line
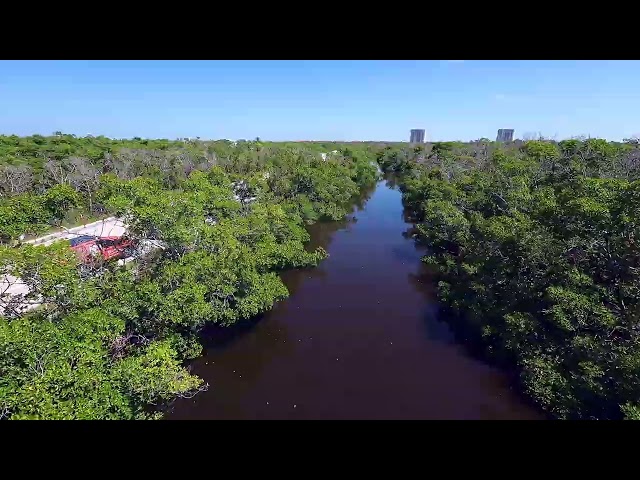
384,175,401,190
168,177,542,420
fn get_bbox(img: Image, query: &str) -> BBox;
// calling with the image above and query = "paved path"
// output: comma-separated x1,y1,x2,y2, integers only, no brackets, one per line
1,217,127,315
26,217,127,247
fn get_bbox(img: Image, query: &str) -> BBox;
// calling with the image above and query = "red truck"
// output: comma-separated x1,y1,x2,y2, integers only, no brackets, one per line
69,235,135,263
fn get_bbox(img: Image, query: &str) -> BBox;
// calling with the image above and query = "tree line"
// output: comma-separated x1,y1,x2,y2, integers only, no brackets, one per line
377,137,640,419
0,135,351,240
0,134,379,419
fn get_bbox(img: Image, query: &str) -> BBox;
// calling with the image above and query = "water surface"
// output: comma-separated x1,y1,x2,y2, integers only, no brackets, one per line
169,178,541,420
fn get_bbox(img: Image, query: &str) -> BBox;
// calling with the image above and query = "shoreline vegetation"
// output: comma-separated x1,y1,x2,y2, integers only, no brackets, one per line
377,138,640,420
0,134,379,419
2,133,639,420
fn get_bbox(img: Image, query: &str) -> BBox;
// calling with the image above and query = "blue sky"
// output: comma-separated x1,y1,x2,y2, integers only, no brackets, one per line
0,60,638,141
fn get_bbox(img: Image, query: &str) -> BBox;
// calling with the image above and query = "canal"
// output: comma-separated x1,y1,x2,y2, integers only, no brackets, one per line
168,176,541,420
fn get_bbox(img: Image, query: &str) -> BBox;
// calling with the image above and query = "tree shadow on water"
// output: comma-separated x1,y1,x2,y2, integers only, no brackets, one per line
406,264,455,344
189,188,376,385
384,175,401,190
195,311,298,387
354,187,375,212
199,314,268,349
405,256,547,418
407,260,501,362
400,220,501,361
305,217,351,252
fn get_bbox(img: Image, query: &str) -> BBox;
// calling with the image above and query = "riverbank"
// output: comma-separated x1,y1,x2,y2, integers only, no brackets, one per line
168,176,541,419
0,143,379,419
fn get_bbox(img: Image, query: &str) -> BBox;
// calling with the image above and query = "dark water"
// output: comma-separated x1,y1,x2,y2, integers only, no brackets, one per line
168,177,541,420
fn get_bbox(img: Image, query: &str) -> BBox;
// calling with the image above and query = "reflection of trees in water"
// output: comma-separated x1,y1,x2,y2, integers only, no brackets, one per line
383,173,415,224
405,255,543,418
406,264,438,304
397,189,456,344
401,226,416,240
399,195,472,347
406,265,456,345
195,313,297,390
280,264,328,297
384,173,406,190
305,183,376,253
305,217,350,253
353,182,376,211
405,258,506,368
384,174,401,190
188,186,378,395
199,313,267,349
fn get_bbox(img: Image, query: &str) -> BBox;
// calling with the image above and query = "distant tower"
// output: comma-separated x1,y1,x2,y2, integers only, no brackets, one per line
410,129,426,143
496,129,514,142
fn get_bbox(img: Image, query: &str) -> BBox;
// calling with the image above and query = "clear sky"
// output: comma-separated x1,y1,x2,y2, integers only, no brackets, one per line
1,60,638,142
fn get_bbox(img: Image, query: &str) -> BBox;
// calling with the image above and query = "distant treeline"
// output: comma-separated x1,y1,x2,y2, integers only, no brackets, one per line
0,134,381,242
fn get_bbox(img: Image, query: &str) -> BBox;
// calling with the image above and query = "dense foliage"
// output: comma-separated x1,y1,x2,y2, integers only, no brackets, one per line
0,134,379,419
9,131,638,420
378,138,640,419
